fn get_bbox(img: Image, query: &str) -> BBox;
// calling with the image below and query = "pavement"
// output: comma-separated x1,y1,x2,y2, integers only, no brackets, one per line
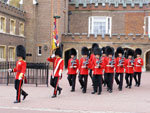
0,71,150,113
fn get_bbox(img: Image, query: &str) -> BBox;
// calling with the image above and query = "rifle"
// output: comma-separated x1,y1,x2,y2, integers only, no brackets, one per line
119,55,125,65
83,56,89,67
109,55,115,67
130,56,134,65
71,56,77,67
96,56,102,67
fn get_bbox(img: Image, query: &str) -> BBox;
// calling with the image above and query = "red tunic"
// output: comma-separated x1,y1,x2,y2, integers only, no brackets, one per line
92,57,104,75
105,57,115,73
89,54,95,69
124,59,134,74
67,58,79,75
13,60,26,80
79,57,90,75
134,58,143,72
102,56,107,71
115,57,125,73
47,57,64,77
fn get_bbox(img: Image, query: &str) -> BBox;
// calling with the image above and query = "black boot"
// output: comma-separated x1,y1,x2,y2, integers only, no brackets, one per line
58,88,62,95
125,85,129,88
51,95,57,98
14,100,20,103
23,94,28,100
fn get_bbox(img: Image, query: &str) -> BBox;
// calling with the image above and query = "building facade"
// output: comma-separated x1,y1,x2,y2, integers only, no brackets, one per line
0,1,25,62
62,0,150,71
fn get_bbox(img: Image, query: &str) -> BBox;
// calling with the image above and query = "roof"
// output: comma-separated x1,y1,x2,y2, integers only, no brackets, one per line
69,0,150,8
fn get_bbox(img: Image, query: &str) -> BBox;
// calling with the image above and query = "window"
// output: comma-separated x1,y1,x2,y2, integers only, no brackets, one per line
88,16,112,35
8,46,15,61
10,19,16,35
0,16,6,33
19,22,24,36
0,45,6,61
38,46,42,56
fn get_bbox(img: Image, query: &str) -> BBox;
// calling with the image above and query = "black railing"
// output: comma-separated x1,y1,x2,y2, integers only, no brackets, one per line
0,62,49,87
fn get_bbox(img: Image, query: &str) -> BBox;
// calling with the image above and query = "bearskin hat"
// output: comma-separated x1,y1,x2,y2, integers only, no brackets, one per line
94,48,102,56
135,48,142,55
106,46,114,55
102,47,106,54
70,48,77,56
55,47,62,58
92,43,99,52
116,47,124,55
81,47,89,55
16,45,26,60
127,49,134,57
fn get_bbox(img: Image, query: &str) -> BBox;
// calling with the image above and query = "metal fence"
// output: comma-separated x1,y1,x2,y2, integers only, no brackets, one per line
0,62,49,87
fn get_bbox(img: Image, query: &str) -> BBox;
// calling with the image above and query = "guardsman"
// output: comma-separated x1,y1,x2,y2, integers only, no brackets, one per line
105,47,115,93
101,47,107,86
124,49,134,89
9,45,28,103
79,47,89,93
67,48,79,92
47,47,64,98
89,43,99,85
133,48,143,87
91,48,104,95
115,47,125,91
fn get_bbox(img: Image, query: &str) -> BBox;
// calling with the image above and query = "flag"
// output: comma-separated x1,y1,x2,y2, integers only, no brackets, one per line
52,18,59,50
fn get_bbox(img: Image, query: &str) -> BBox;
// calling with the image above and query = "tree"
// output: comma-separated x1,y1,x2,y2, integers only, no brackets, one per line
9,0,20,8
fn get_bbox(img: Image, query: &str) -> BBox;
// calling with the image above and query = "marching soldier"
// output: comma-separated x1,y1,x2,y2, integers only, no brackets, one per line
8,45,28,103
91,48,104,95
89,43,99,85
67,48,79,92
133,48,143,87
47,47,64,98
79,47,89,93
101,47,107,86
124,49,134,89
115,47,125,91
105,46,115,93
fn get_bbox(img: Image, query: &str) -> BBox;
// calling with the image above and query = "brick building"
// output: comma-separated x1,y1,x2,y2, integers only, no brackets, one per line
62,0,150,71
0,0,150,71
0,0,25,62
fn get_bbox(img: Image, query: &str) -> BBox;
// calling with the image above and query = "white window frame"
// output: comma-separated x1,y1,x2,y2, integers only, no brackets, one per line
0,16,6,33
0,45,6,61
10,18,16,35
38,46,42,56
19,22,24,36
8,46,16,61
88,16,112,36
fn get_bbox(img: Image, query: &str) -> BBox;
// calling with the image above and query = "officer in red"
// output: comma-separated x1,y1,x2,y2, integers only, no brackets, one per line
9,45,28,103
101,47,107,86
91,48,104,95
133,48,143,87
115,47,125,91
67,48,79,92
47,47,64,98
79,47,89,93
105,46,115,93
124,49,134,89
89,43,99,85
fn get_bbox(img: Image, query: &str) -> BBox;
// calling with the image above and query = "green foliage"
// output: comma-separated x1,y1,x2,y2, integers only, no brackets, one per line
9,0,20,8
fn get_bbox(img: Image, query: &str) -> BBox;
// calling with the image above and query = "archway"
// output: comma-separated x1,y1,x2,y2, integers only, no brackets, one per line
146,51,150,71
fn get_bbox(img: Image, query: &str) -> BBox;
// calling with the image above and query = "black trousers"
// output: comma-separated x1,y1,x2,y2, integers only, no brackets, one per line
14,79,27,102
67,74,76,91
89,69,93,84
125,73,133,87
115,73,124,89
103,72,107,85
92,75,102,93
105,73,114,91
133,72,142,86
50,76,61,95
79,75,88,92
